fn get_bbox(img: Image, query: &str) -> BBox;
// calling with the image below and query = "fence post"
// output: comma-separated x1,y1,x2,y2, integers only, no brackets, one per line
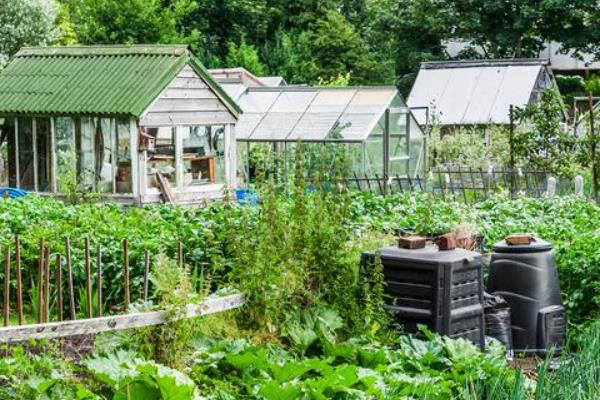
547,176,557,197
575,175,584,196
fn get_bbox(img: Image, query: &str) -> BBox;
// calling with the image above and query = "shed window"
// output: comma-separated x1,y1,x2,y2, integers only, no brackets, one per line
36,118,51,191
147,127,176,187
0,118,15,187
55,117,76,191
181,125,222,185
76,117,95,188
18,118,35,190
96,118,114,193
116,118,132,193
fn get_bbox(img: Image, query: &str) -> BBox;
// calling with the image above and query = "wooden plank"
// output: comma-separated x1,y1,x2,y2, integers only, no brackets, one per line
156,172,176,205
149,98,228,113
0,293,245,344
140,111,236,127
161,88,218,100
169,77,208,89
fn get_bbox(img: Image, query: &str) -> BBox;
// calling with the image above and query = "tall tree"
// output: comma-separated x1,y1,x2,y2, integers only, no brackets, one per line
0,0,59,66
62,0,199,46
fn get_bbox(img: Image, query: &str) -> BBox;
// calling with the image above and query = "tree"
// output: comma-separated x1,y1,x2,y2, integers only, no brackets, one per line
62,0,199,46
224,40,267,76
0,0,59,66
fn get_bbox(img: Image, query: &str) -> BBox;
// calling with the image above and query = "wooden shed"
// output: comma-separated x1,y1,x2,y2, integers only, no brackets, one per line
0,45,241,205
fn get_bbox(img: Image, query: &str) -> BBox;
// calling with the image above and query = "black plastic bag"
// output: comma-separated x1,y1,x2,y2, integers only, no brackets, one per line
484,292,513,350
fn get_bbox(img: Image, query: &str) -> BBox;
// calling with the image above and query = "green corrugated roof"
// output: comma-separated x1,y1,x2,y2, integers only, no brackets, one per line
0,45,241,117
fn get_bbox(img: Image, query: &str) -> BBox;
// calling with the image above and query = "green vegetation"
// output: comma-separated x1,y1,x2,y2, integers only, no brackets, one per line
5,0,600,89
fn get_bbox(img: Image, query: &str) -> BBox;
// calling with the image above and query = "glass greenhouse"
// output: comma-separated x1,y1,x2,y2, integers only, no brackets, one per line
232,87,426,185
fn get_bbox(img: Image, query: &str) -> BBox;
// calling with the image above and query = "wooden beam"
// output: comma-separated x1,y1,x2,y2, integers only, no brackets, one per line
0,293,244,344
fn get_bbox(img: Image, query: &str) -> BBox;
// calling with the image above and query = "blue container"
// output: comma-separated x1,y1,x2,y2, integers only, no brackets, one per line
235,189,258,206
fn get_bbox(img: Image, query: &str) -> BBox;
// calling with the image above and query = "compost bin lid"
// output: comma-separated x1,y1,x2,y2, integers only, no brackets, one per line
368,245,481,264
492,237,553,253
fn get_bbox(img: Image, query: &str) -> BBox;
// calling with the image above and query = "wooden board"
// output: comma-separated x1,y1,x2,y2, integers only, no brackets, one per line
0,293,244,344
156,172,176,205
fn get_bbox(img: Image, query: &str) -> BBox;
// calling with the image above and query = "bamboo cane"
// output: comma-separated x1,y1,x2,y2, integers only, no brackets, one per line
84,238,92,319
56,253,62,322
123,239,130,308
43,247,50,323
97,245,103,317
37,238,44,323
65,238,76,320
3,246,10,327
15,235,22,325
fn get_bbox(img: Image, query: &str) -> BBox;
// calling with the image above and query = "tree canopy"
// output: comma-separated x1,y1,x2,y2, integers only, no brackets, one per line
3,0,600,89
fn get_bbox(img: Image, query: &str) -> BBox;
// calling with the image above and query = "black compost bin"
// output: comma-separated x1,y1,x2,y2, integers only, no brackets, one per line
488,238,566,355
363,245,484,348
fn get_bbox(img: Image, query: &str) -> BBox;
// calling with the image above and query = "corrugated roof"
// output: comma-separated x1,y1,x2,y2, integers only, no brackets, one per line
0,45,241,117
236,86,413,142
407,59,554,125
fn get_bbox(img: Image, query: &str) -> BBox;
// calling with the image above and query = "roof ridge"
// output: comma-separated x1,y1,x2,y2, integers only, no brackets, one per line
16,45,190,57
422,58,549,69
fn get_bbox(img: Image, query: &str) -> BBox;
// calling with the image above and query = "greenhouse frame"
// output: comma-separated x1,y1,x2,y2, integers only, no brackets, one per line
233,86,426,184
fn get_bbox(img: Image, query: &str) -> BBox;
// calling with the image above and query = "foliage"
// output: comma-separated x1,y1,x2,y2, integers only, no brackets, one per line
427,125,511,169
514,89,578,177
0,0,59,67
61,0,200,46
189,329,519,399
224,39,266,76
84,350,201,399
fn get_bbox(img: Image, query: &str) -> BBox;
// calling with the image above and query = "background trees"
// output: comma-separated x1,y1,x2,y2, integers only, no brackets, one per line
0,0,59,66
3,0,600,88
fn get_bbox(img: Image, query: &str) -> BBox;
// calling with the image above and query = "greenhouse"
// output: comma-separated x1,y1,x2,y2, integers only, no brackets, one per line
0,45,240,205
233,86,426,184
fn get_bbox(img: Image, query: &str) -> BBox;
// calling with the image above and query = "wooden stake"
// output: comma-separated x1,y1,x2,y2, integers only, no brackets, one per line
84,238,92,319
123,239,130,308
3,246,10,327
56,253,62,322
177,241,183,267
97,245,103,317
143,250,150,302
65,238,76,320
37,238,44,323
43,246,50,323
15,235,22,325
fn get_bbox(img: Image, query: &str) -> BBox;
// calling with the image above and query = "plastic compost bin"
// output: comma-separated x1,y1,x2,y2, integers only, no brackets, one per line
363,245,485,348
488,238,566,355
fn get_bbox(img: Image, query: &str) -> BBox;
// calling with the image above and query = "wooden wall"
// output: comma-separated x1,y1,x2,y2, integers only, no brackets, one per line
139,65,236,127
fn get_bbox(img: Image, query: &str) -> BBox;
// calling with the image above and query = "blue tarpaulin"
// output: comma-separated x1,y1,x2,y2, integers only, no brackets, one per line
0,187,28,198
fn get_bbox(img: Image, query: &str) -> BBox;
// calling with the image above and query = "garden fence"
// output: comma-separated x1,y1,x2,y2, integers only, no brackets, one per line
0,236,244,344
345,168,585,202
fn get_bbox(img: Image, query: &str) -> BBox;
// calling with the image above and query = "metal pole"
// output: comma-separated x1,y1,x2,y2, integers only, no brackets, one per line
383,109,390,196
509,104,515,197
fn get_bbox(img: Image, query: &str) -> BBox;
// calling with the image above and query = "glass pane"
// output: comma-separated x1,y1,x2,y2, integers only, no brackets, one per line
36,118,51,191
116,119,132,193
96,118,114,193
147,127,176,187
181,125,224,186
18,118,34,190
76,117,95,188
0,118,16,187
55,117,76,191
